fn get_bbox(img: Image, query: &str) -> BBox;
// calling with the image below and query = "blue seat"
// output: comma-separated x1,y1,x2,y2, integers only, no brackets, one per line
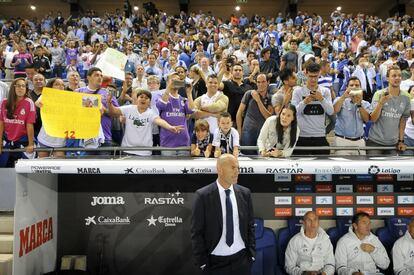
326,217,353,249
251,218,277,275
275,217,303,275
376,217,410,252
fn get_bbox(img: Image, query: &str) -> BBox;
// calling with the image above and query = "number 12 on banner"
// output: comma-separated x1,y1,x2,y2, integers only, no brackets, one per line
64,130,76,139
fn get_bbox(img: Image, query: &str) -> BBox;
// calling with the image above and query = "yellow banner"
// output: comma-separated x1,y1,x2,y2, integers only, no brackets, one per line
40,88,102,139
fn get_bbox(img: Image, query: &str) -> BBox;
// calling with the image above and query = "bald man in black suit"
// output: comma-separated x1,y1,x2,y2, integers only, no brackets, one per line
191,154,255,275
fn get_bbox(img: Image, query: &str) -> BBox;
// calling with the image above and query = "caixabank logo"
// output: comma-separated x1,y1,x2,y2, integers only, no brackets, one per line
85,216,131,226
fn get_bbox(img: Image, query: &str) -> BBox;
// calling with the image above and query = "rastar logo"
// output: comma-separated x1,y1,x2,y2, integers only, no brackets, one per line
19,217,53,257
145,191,184,205
91,196,125,206
266,163,303,174
77,168,101,174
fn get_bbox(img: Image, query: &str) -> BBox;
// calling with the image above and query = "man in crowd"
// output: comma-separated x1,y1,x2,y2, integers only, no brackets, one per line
285,211,335,275
392,218,414,275
272,68,297,114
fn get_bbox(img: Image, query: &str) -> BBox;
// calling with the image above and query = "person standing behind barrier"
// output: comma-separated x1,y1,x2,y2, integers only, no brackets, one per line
285,211,335,275
272,68,297,114
402,86,414,155
335,212,390,275
156,72,194,156
191,119,213,158
236,73,273,155
333,76,371,155
257,104,299,158
0,78,35,167
392,218,414,275
367,65,410,155
213,112,240,158
191,154,255,275
291,62,334,155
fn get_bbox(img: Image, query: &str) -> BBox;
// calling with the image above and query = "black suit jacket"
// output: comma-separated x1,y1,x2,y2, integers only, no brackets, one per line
191,181,255,267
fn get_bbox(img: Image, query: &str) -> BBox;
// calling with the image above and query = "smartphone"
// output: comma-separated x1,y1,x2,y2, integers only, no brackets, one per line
173,80,185,88
349,89,363,96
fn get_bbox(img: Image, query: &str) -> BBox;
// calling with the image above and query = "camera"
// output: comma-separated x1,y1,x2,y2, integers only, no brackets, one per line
226,56,235,71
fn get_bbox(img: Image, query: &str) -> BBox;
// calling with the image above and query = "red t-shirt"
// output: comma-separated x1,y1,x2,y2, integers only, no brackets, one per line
0,98,36,141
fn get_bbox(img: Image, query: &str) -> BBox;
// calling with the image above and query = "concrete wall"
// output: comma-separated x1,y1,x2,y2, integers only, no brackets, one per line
0,169,16,212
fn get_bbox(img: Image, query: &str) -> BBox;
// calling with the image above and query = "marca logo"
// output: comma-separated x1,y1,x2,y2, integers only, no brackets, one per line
295,196,313,205
397,174,414,181
274,174,292,182
357,207,375,216
295,185,312,193
238,167,254,174
91,196,125,206
356,175,373,181
398,207,414,216
77,168,101,174
336,208,354,216
145,191,184,205
274,197,292,205
376,174,393,181
147,215,183,227
85,216,131,226
336,196,354,204
315,184,333,193
125,168,167,174
316,208,333,216
377,184,394,193
294,175,312,182
315,196,333,205
19,217,53,257
398,196,414,204
315,174,332,182
274,208,292,217
377,207,395,216
30,166,61,174
336,185,353,193
377,196,395,204
356,184,374,193
356,196,374,204
295,208,313,216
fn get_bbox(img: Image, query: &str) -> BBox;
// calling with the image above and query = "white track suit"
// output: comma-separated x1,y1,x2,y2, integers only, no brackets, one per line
335,226,390,275
392,230,414,275
285,227,335,275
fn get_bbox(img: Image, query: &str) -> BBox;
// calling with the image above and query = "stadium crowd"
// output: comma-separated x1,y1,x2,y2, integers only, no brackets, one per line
0,7,414,165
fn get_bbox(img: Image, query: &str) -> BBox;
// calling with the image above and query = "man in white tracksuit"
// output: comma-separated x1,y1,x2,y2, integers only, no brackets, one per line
392,218,414,275
335,212,390,275
285,211,335,275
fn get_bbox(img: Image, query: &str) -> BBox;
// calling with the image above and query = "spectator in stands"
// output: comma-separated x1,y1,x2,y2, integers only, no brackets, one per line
0,78,35,167
194,74,228,134
77,67,119,150
106,89,183,156
292,62,334,155
30,73,45,137
33,46,52,78
335,212,390,275
190,119,213,158
272,68,298,114
333,76,370,155
156,72,194,156
66,71,81,91
36,78,66,158
189,66,207,99
0,80,8,101
11,43,32,79
368,65,410,155
213,112,239,158
118,72,134,105
236,73,273,155
257,104,299,158
49,38,66,78
144,53,163,80
392,218,414,275
352,57,376,103
280,39,302,72
285,211,335,275
218,63,253,122
132,64,148,90
400,63,414,91
259,48,279,83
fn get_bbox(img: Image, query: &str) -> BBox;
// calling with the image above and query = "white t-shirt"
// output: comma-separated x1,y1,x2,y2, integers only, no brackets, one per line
199,92,223,133
405,99,414,139
120,105,158,156
400,79,414,92
37,126,66,148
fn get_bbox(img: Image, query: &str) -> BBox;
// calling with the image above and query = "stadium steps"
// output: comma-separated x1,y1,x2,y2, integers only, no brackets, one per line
0,213,14,275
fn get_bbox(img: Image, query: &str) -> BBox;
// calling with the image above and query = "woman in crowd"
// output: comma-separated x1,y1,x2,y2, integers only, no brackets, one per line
257,104,299,157
0,78,36,167
36,78,66,158
189,65,207,98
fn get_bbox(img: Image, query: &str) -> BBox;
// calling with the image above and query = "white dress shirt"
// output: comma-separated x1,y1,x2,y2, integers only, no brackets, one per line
211,181,246,256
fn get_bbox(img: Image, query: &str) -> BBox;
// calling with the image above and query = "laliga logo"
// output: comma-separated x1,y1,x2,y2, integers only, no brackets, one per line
91,196,125,206
368,165,380,175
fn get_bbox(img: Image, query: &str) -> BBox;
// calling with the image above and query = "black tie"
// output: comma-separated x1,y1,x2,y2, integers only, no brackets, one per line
225,189,234,247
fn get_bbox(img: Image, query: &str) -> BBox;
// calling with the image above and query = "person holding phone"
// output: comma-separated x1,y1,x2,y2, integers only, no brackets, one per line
333,76,371,155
